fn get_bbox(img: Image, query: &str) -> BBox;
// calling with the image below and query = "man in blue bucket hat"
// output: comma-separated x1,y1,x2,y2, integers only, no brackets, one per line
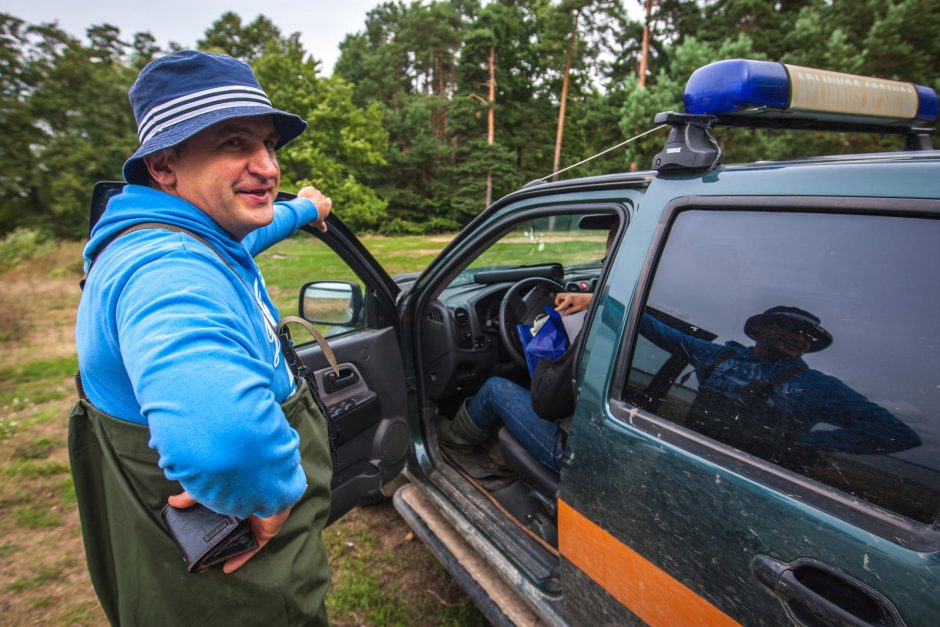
72,50,335,625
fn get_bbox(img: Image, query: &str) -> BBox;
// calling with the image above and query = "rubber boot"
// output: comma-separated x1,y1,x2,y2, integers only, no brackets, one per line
435,400,494,447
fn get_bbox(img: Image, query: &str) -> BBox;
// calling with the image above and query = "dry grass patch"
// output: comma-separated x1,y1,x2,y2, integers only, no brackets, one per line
0,240,84,365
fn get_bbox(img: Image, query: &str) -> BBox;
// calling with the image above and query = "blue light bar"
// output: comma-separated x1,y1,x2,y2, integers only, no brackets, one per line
684,60,789,117
914,84,939,121
684,59,938,123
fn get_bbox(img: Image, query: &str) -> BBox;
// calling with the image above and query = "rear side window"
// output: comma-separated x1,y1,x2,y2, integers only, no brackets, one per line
621,210,940,524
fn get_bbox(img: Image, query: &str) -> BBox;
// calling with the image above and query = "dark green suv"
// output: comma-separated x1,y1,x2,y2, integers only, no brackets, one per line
329,60,938,626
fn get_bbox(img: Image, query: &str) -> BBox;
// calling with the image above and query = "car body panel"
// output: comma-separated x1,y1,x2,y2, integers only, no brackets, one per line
556,160,940,625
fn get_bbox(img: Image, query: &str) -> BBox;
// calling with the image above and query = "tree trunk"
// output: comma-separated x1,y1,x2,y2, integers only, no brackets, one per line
552,13,579,181
485,46,495,207
639,0,652,88
434,53,448,139
632,0,653,172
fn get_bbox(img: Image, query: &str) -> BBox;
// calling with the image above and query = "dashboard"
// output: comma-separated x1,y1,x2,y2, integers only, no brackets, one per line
419,264,603,400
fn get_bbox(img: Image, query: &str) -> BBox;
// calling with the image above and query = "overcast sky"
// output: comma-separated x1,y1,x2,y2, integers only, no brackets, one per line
2,0,382,74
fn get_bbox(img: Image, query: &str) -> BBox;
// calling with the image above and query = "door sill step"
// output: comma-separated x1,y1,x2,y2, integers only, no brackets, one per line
394,483,541,627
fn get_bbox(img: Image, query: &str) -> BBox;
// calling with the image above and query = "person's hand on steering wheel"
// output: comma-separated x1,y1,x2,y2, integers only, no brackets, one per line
554,292,593,316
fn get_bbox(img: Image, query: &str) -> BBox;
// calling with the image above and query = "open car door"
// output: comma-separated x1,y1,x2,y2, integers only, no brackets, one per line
90,183,412,524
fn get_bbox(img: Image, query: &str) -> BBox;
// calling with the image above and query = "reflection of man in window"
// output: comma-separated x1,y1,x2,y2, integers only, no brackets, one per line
640,306,920,469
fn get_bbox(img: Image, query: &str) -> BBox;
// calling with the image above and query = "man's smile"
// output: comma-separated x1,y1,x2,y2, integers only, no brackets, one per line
237,186,274,203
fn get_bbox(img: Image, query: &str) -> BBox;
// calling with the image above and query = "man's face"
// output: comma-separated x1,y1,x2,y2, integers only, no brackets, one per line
754,322,813,360
165,116,281,240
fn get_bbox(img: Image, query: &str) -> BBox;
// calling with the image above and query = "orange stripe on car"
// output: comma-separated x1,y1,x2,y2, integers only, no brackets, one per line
558,500,740,627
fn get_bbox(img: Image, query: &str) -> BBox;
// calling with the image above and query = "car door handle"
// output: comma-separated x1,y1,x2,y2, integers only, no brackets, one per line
751,555,905,627
324,365,359,394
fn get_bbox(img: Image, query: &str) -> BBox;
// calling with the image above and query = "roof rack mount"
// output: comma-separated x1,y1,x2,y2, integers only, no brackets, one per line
652,112,721,173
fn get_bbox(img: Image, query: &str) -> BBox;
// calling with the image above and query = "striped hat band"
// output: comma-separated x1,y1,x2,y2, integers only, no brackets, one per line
137,85,273,145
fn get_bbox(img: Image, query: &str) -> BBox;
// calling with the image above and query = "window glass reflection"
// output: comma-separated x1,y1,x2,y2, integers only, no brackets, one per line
623,210,940,523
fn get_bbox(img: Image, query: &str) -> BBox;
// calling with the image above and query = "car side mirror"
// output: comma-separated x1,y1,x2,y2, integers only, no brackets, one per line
299,281,364,325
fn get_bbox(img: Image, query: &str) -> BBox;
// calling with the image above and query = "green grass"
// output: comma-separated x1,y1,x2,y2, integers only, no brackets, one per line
0,543,15,557
257,230,607,315
5,566,62,591
0,355,79,383
6,460,69,477
256,233,451,314
14,506,61,529
16,437,58,460
26,407,62,425
324,510,483,626
57,603,94,623
473,236,606,270
0,355,77,408
58,475,77,505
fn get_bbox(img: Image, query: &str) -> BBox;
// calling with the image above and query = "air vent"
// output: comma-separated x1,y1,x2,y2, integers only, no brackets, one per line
427,308,443,323
453,307,470,326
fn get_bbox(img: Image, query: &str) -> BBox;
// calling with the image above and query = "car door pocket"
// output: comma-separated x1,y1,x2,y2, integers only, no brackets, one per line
752,555,905,627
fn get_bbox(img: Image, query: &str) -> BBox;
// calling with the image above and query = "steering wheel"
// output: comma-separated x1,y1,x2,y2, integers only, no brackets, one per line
499,277,565,369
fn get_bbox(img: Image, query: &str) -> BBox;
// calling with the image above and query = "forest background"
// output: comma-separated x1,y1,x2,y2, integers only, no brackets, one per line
1,0,939,246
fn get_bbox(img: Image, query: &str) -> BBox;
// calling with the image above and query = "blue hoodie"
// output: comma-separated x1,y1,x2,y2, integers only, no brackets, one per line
76,185,319,518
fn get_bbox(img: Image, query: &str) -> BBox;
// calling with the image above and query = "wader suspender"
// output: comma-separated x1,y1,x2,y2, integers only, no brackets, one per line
684,349,808,405
78,222,342,475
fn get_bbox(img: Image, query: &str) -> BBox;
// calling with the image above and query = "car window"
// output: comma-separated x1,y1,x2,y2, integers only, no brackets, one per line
620,209,940,524
453,214,612,287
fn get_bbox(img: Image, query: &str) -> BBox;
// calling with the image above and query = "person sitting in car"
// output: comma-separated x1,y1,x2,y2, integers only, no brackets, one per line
436,291,588,471
640,306,921,468
436,220,616,472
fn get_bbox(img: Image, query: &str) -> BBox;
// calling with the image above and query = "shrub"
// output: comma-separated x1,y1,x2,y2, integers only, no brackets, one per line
0,228,52,271
422,217,460,234
380,218,425,236
380,217,460,236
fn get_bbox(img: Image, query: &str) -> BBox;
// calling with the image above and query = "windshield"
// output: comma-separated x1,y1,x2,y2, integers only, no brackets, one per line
450,213,617,288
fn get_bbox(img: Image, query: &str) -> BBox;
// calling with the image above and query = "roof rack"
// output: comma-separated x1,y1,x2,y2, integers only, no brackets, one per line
654,59,937,173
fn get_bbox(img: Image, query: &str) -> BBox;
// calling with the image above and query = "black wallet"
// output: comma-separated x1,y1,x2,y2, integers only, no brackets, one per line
161,503,259,573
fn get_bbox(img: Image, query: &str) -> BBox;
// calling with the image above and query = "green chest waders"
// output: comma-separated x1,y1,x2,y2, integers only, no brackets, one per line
68,378,333,626
71,223,338,626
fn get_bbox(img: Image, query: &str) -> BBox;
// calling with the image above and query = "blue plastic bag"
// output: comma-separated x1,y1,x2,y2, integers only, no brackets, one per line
516,305,570,375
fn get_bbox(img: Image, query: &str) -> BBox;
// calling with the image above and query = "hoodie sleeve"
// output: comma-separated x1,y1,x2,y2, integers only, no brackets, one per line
243,197,319,256
640,311,725,368
115,248,306,518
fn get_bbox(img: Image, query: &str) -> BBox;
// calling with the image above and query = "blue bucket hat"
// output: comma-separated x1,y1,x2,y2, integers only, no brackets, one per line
122,50,307,184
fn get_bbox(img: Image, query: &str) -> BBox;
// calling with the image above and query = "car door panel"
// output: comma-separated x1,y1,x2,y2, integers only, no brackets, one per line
294,326,409,523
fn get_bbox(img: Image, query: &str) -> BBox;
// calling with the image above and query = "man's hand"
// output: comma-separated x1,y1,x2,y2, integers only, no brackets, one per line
298,186,332,233
554,292,593,316
167,490,293,574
